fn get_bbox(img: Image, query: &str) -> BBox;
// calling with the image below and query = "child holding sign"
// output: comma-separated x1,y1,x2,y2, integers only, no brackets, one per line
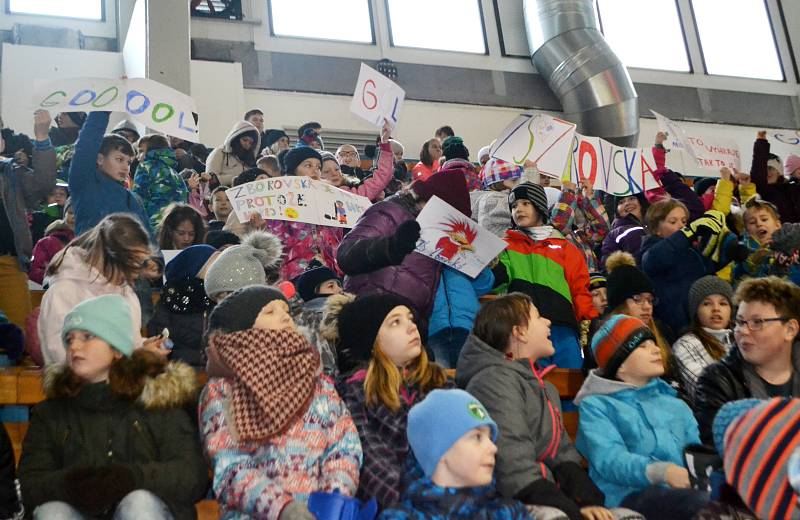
264,147,343,280
68,111,151,236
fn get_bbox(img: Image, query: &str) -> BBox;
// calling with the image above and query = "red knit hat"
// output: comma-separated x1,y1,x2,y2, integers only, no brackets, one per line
412,169,471,217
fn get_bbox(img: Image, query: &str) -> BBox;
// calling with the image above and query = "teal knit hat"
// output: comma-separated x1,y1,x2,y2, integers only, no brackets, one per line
61,295,135,356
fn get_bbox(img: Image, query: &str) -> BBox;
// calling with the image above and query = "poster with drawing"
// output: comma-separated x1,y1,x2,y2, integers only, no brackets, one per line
489,113,577,179
226,176,372,228
415,196,507,278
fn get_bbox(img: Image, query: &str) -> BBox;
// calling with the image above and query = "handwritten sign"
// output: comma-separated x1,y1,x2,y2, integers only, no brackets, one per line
226,176,371,228
653,110,740,176
415,196,507,278
31,77,199,140
561,133,661,195
350,63,405,129
489,114,577,178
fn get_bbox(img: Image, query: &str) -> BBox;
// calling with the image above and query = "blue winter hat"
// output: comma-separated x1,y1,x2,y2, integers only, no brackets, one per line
407,389,498,477
712,398,763,455
61,294,135,357
164,244,216,283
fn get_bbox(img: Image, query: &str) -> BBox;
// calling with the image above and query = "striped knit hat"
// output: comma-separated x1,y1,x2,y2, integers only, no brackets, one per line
509,182,549,223
480,158,523,189
589,272,607,291
723,398,800,520
590,315,655,379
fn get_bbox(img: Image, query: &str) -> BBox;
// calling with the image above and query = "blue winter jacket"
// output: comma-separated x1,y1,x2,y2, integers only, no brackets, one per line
68,112,151,236
640,231,714,334
428,266,494,337
379,458,532,520
574,371,700,507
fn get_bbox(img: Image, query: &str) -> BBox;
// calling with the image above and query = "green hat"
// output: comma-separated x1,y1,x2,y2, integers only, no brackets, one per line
61,295,135,356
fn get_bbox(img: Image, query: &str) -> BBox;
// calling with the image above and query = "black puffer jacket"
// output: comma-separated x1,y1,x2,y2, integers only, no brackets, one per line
693,343,800,444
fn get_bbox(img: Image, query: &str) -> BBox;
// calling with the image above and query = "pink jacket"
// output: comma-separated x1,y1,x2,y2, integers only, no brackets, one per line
29,228,74,285
338,142,393,202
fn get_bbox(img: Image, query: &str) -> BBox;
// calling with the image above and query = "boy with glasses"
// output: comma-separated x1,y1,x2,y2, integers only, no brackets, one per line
694,275,800,444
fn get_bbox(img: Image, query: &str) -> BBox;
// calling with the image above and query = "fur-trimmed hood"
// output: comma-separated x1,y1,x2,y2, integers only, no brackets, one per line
44,350,199,409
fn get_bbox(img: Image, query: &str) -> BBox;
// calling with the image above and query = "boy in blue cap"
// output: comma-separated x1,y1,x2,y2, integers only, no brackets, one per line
380,389,533,519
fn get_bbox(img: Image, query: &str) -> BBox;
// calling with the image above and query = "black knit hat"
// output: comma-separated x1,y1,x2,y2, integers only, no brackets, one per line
206,285,287,337
294,267,340,302
284,147,322,176
264,129,288,148
606,265,654,313
509,182,549,223
442,136,469,161
233,167,265,187
693,177,717,197
336,293,418,373
65,112,87,127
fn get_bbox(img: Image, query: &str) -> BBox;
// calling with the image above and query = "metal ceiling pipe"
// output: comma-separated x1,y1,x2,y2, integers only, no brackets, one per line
523,0,639,147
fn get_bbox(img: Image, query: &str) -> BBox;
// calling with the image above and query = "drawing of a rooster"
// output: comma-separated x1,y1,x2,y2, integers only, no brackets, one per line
435,218,477,261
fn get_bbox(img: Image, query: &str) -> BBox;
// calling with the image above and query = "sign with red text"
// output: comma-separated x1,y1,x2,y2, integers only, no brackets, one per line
653,110,740,177
415,196,507,278
561,133,661,195
31,77,199,140
226,176,371,228
489,113,577,178
350,63,405,129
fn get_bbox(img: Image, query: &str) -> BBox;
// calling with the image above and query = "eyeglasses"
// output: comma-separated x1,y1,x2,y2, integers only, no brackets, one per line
629,294,658,306
734,317,789,331
337,151,358,158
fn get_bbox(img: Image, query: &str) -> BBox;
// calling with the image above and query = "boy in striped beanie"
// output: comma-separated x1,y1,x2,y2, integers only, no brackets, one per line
574,315,707,519
720,398,800,519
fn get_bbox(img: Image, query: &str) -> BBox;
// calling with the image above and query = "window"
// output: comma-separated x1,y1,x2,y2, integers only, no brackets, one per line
386,0,487,54
596,0,690,72
7,0,102,20
692,0,783,80
269,0,373,44
191,0,243,21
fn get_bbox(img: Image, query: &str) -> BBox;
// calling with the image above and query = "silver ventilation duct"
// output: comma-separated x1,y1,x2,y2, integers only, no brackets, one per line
523,0,639,147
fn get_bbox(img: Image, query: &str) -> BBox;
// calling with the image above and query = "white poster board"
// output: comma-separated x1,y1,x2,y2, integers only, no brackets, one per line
31,77,199,140
415,196,507,278
489,113,577,179
561,134,661,195
226,176,371,228
653,110,741,177
350,63,405,129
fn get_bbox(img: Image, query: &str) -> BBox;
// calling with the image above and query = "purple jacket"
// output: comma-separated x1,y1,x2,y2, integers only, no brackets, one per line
600,214,645,267
337,194,441,331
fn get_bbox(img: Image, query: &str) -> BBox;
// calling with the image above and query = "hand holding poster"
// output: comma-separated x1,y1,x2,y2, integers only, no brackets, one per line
415,196,507,278
350,63,405,129
226,176,371,228
31,77,199,140
489,113,577,178
652,110,741,176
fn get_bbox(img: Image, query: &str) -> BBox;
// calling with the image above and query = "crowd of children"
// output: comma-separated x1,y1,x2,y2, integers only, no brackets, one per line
1,105,800,520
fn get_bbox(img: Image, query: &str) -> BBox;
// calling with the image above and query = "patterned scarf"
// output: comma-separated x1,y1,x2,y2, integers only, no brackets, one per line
212,328,320,441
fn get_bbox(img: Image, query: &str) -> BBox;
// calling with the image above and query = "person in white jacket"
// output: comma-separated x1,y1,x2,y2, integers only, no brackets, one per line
205,121,261,187
38,213,166,365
